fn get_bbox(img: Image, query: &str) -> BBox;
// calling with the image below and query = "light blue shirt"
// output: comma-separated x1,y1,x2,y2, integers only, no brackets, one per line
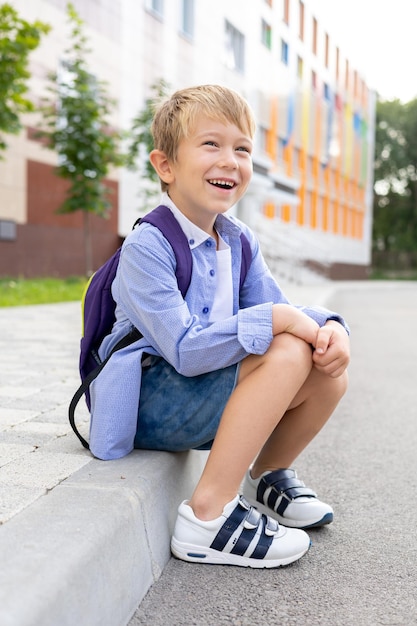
89,207,348,460
162,193,234,321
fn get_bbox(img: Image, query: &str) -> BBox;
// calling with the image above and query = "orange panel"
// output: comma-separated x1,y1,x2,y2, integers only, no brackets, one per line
281,204,291,222
264,201,275,219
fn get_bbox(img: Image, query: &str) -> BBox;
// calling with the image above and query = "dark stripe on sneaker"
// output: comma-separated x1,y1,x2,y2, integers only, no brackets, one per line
256,479,268,503
276,497,290,516
211,501,276,560
257,469,317,515
230,525,258,555
250,517,274,559
267,490,279,511
230,507,261,556
210,501,249,551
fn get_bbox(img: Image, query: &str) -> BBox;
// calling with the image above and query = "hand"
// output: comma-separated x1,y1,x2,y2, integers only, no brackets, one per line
272,304,320,346
313,320,350,378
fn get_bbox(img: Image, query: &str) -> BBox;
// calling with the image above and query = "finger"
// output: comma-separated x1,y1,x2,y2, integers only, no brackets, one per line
314,352,349,377
314,326,331,355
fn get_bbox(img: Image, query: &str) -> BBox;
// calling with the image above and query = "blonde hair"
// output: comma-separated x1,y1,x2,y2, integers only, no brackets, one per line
151,84,256,191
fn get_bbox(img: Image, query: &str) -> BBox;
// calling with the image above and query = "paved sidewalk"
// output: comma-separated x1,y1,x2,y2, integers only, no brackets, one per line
0,301,207,626
0,280,391,626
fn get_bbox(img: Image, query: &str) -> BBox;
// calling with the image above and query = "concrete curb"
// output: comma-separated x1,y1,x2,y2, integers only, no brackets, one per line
0,449,207,626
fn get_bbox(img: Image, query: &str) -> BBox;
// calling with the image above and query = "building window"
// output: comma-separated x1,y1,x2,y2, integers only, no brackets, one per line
299,1,304,40
324,32,329,67
281,39,289,65
335,46,340,81
258,126,268,153
312,17,317,54
0,220,16,241
323,82,331,100
261,19,272,49
297,55,303,79
277,137,286,162
293,147,300,173
283,0,290,24
180,0,194,38
225,20,245,73
146,0,164,17
353,70,358,97
311,70,317,90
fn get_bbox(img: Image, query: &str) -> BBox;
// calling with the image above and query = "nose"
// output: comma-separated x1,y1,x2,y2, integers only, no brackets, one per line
219,147,238,169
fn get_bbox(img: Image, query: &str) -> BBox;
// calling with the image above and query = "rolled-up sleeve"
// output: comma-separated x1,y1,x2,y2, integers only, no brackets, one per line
237,302,273,354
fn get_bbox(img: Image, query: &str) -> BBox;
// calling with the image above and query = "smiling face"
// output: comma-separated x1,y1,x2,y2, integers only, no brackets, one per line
150,115,253,233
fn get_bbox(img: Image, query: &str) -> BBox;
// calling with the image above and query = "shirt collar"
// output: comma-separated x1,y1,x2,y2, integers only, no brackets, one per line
161,192,209,250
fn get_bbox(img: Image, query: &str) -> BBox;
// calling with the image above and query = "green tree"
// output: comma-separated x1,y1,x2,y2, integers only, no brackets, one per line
38,3,125,276
126,78,170,210
0,3,50,154
373,98,417,254
401,99,417,249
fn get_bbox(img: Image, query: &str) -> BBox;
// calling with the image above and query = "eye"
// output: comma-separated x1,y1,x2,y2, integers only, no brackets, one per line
236,145,252,154
204,141,218,147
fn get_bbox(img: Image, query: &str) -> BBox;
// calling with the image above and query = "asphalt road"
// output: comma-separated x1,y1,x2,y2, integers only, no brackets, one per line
130,282,417,626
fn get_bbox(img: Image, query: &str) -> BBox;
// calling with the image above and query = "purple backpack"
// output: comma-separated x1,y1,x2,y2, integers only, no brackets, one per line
69,204,252,449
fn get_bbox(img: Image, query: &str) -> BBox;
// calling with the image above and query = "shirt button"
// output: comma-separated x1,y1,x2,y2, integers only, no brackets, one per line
205,240,212,247
202,307,209,314
209,269,215,276
189,238,195,245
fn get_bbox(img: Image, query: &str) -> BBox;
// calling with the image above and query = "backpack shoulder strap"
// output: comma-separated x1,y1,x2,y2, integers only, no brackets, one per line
136,204,192,298
239,232,252,288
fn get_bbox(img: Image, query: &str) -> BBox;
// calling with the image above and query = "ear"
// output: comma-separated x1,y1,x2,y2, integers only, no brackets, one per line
149,149,175,185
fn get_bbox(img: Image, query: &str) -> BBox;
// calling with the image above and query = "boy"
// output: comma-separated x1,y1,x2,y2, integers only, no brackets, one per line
90,85,350,568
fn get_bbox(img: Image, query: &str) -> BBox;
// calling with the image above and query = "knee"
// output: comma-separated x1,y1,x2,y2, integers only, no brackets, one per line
322,368,348,404
267,333,313,372
336,368,349,398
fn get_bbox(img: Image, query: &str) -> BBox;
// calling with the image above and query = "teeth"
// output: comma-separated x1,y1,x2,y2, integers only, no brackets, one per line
209,179,234,187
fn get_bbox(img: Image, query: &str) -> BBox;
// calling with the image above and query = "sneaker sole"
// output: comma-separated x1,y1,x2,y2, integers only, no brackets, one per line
171,537,310,568
244,498,334,529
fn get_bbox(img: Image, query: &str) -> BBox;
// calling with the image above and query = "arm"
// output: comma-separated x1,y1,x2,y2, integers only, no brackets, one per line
272,303,320,346
237,220,350,334
238,223,350,376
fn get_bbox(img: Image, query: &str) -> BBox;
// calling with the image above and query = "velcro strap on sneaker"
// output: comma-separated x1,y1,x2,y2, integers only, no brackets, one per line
257,469,317,505
210,497,250,551
211,496,277,559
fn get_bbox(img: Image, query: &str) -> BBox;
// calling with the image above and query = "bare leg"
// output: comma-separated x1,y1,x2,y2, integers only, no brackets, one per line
251,366,348,477
189,333,346,520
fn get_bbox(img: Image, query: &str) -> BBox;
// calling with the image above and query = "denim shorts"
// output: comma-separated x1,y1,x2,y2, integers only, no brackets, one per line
134,355,239,452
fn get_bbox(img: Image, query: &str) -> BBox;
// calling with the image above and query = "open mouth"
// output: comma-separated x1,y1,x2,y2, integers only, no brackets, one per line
208,179,236,189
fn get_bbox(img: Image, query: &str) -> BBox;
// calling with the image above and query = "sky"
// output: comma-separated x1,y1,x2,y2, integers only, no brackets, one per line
311,0,417,102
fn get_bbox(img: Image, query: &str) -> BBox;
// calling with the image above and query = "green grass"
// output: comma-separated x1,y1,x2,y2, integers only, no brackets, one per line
2,270,415,308
369,268,417,280
0,277,88,307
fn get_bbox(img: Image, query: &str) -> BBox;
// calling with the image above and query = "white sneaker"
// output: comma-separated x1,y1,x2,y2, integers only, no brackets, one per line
242,468,334,529
171,495,310,568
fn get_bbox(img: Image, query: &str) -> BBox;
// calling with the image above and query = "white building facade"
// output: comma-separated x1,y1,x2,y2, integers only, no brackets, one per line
0,0,375,279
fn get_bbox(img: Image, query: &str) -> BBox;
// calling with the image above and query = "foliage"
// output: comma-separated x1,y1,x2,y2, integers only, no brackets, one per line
37,3,125,275
126,78,170,178
0,3,50,154
0,276,87,307
373,98,417,253
38,3,124,218
126,78,170,207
